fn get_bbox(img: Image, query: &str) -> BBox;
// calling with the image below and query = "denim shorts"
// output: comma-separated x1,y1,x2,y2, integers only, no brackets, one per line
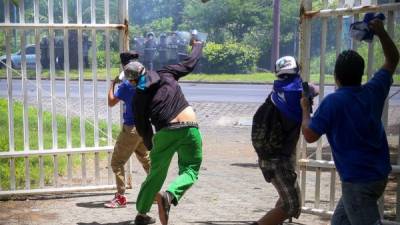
331,179,387,225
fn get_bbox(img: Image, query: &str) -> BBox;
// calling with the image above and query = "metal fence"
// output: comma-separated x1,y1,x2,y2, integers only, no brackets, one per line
298,0,400,222
0,0,129,197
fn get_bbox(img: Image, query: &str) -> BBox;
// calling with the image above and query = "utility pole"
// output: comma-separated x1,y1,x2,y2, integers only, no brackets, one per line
271,0,280,70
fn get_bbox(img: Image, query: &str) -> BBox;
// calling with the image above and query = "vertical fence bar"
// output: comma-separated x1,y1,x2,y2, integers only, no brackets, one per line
48,0,57,150
91,0,100,185
53,155,58,187
67,154,73,186
5,3,15,153
63,0,71,149
367,0,378,81
315,147,322,205
397,125,400,221
78,2,86,145
108,151,113,185
39,156,44,188
335,17,343,58
4,0,10,24
352,0,361,50
77,0,85,148
105,0,112,147
25,157,30,190
301,165,307,206
329,169,336,210
120,0,130,58
104,0,113,186
82,153,87,185
119,0,132,188
34,0,44,151
10,158,16,190
0,167,2,191
383,11,394,131
314,0,329,209
20,0,30,152
3,0,12,193
397,9,400,214
299,0,312,207
335,0,344,58
380,8,396,219
91,0,99,148
299,0,312,87
95,153,100,185
367,41,375,80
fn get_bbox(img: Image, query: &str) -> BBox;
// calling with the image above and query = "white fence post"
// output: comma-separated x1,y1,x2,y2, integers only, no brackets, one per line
299,0,312,208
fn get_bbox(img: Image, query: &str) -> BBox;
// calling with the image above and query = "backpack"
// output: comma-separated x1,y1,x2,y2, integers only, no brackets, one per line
251,94,285,159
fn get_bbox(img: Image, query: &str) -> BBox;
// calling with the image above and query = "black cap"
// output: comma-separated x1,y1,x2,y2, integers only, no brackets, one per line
120,50,139,66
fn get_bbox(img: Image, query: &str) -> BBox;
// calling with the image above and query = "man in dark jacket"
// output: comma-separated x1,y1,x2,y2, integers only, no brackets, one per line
119,40,203,225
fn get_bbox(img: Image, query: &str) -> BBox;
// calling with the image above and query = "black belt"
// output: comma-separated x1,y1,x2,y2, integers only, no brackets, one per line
164,121,199,130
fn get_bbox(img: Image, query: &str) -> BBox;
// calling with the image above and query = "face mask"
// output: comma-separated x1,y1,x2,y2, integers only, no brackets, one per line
137,73,147,91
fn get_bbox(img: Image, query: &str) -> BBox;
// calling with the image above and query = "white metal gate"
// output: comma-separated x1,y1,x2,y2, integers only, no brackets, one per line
298,0,400,222
0,0,129,197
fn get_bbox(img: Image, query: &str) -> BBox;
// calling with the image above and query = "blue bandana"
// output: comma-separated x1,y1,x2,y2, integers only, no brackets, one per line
271,74,303,123
137,75,147,91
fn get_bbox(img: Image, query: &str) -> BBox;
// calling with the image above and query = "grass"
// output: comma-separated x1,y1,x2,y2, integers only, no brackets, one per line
182,72,400,85
1,68,399,85
0,99,119,190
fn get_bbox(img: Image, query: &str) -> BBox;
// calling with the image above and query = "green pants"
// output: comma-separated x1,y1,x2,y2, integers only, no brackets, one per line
136,127,203,214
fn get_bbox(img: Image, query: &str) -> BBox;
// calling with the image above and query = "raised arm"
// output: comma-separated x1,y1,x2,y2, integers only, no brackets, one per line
159,41,203,80
108,78,120,107
369,19,399,75
300,96,321,143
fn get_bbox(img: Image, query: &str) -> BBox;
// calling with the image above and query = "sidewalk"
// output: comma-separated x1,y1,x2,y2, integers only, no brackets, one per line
0,99,398,225
0,126,331,225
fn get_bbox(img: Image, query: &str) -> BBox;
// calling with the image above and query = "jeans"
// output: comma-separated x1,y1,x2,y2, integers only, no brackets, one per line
331,179,387,225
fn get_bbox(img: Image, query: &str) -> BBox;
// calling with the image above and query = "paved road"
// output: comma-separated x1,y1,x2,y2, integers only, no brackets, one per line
1,79,400,105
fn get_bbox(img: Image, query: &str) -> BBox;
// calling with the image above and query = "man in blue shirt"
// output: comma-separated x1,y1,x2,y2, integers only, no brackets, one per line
104,51,151,209
301,19,399,225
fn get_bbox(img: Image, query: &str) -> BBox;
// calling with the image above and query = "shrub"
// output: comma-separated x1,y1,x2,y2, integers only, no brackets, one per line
202,42,260,74
95,50,120,68
310,50,336,76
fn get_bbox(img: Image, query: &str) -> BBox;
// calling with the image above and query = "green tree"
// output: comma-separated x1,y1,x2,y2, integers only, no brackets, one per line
130,17,174,37
181,0,271,42
129,0,184,28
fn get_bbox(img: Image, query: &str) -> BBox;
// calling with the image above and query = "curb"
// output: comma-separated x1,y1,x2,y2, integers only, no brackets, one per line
0,77,341,86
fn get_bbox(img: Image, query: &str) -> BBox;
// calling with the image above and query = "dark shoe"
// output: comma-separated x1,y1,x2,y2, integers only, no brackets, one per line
158,191,172,225
134,214,156,225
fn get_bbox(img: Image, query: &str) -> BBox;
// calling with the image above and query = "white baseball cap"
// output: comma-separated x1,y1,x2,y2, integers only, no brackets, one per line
275,56,299,77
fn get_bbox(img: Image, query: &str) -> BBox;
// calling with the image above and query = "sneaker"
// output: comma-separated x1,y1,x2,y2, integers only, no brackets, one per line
158,191,172,225
134,214,156,225
104,193,127,208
